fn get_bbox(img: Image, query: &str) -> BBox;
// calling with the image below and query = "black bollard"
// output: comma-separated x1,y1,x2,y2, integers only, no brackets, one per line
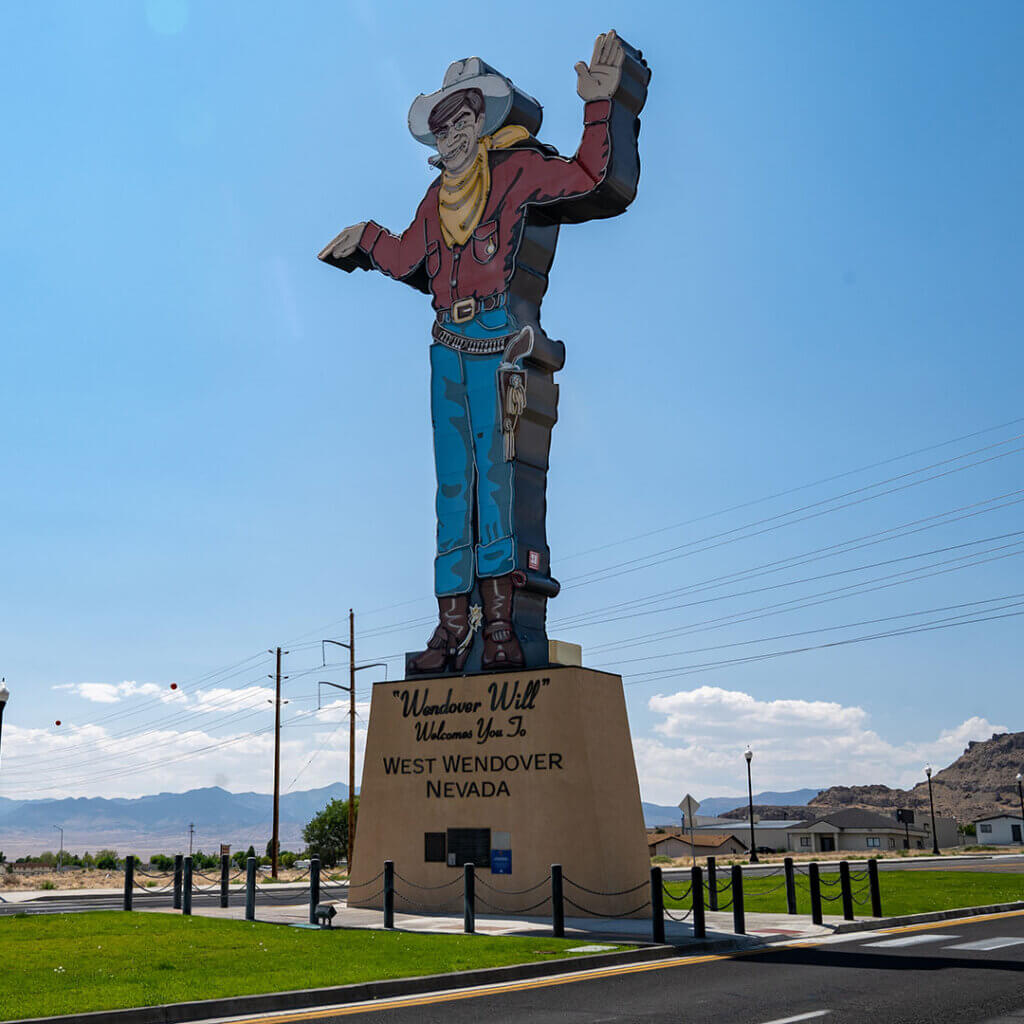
731,863,745,935
309,856,321,926
650,866,665,944
220,854,230,909
123,855,134,912
839,860,854,921
809,861,823,926
868,858,882,918
707,856,718,912
383,860,394,929
551,864,564,938
691,865,705,940
173,854,183,910
463,863,475,934
245,856,256,921
182,856,192,916
784,857,797,915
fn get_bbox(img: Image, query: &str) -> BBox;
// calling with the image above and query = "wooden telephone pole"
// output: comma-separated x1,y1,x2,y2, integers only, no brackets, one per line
270,646,288,879
347,610,356,872
318,612,386,876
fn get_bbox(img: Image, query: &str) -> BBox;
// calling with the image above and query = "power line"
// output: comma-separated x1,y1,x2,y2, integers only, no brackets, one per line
619,605,1024,688
596,593,1024,669
559,415,1024,562
562,437,1024,589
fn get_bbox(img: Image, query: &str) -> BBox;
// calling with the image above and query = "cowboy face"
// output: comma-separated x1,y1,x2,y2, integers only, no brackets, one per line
434,105,485,175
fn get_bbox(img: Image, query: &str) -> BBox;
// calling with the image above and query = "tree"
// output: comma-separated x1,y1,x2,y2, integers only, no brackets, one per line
95,849,118,870
302,797,358,868
232,850,248,870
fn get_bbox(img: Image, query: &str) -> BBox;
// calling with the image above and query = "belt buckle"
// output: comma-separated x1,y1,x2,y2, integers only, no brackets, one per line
451,298,476,324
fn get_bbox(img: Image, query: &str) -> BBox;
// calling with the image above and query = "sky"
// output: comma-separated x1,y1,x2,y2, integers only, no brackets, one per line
1,0,1022,817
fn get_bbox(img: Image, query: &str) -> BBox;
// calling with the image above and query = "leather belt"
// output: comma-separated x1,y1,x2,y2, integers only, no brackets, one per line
437,293,506,326
431,322,512,355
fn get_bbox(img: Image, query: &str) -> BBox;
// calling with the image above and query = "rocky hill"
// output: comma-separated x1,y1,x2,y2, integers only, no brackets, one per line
719,731,1024,824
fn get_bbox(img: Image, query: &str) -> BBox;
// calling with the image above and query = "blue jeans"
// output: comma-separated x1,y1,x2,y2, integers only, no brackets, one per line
430,342,517,596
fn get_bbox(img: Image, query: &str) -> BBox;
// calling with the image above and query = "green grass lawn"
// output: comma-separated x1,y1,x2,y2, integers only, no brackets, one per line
0,912,619,1021
662,869,1024,918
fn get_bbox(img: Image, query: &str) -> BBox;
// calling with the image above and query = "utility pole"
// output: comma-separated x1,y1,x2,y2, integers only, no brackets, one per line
188,822,194,856
320,613,386,877
348,610,356,873
54,825,63,872
272,646,283,879
0,679,9,770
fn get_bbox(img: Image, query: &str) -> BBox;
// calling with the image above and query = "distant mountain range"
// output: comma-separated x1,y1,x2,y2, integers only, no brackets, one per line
0,784,349,858
641,789,818,827
0,783,821,857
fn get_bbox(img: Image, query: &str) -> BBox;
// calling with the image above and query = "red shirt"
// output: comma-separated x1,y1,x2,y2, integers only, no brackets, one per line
356,100,614,313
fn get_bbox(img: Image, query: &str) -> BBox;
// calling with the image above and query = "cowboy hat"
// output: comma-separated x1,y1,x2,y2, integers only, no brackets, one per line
408,57,539,146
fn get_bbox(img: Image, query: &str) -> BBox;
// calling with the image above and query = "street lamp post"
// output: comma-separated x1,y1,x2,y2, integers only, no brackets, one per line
0,679,9,769
54,826,64,872
1016,773,1024,844
744,746,758,864
925,764,940,856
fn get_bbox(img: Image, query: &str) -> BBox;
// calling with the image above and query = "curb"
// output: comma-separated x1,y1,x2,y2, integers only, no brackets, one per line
9,943,697,1024
832,900,1024,934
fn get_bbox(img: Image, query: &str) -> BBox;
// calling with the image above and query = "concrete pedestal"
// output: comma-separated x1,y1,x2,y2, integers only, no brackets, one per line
348,666,650,918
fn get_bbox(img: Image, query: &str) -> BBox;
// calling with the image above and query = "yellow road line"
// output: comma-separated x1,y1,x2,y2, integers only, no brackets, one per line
217,909,1024,1023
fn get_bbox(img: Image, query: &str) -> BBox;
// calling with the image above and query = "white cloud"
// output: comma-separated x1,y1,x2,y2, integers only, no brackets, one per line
0,706,368,802
636,685,1007,804
54,680,169,704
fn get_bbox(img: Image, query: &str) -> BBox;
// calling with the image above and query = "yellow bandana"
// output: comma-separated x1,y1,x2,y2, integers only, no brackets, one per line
438,126,530,248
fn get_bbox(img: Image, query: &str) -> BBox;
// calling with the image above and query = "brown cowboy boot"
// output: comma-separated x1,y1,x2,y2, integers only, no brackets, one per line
408,595,472,674
480,575,525,670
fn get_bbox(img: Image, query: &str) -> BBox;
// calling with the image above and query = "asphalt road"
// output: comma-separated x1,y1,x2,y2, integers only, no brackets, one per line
218,911,1024,1024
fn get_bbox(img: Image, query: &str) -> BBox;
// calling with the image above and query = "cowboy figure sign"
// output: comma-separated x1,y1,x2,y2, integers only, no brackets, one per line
320,31,650,676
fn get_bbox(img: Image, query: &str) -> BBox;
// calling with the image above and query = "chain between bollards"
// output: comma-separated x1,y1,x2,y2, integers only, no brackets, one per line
868,857,883,917
650,866,665,944
220,854,230,909
784,856,797,914
551,864,564,938
182,856,192,916
383,860,394,929
463,863,475,934
173,854,183,910
691,865,705,939
309,856,321,926
123,855,134,911
245,856,256,921
731,863,745,935
809,861,823,925
839,860,854,921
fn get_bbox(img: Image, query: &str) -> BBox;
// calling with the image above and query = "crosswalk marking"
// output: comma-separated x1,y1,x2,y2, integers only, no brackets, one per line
946,937,1024,952
759,1012,831,1024
863,933,958,948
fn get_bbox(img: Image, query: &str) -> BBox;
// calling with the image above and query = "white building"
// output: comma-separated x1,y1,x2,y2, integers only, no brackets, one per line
973,815,1024,845
689,810,957,853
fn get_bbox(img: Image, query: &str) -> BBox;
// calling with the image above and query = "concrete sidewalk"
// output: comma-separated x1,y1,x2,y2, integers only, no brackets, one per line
137,894,852,946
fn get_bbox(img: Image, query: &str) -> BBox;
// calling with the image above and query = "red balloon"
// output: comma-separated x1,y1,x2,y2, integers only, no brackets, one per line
55,720,61,726
170,683,178,690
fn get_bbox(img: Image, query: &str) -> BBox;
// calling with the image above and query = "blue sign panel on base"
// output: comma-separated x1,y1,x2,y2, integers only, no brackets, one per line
491,849,512,874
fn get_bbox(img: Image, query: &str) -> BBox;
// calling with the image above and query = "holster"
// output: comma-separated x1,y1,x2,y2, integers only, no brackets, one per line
497,327,534,462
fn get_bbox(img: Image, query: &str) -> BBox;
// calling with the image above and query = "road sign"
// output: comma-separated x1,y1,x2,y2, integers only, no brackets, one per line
678,794,700,821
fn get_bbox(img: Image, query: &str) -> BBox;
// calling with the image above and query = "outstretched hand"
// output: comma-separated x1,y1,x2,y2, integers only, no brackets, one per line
320,222,367,260
575,30,624,102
